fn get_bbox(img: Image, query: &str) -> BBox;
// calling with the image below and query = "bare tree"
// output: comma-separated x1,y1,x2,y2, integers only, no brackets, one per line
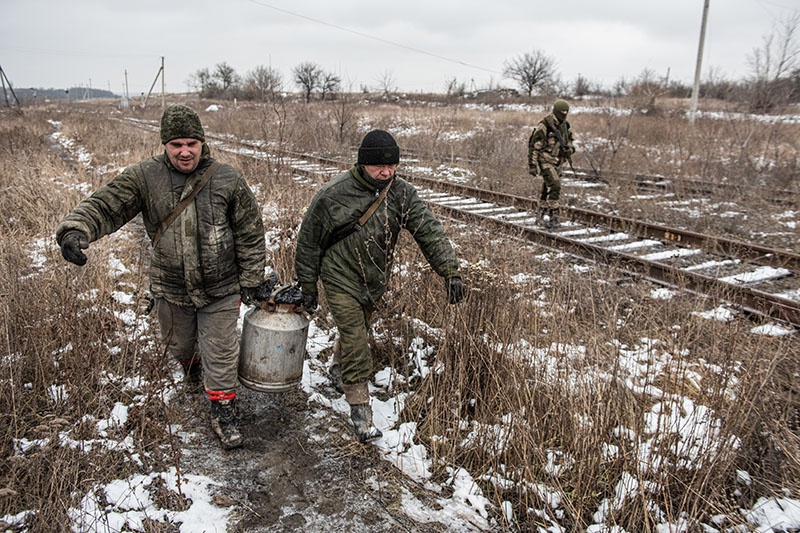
320,72,341,101
187,68,219,98
293,62,324,103
628,68,668,115
445,77,466,97
747,12,800,112
328,80,359,144
243,65,283,101
213,62,241,96
573,74,595,97
503,50,557,97
376,70,396,97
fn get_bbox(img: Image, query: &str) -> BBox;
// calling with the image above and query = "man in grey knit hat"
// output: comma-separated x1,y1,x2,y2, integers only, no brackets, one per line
56,104,274,450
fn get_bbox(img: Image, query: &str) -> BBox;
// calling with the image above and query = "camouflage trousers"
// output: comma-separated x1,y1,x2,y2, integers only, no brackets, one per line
539,163,562,209
324,285,376,386
155,293,241,393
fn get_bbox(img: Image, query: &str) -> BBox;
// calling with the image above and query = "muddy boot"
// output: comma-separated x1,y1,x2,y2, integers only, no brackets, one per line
328,342,345,394
343,382,382,443
350,404,383,443
539,206,549,225
546,208,560,229
210,398,243,450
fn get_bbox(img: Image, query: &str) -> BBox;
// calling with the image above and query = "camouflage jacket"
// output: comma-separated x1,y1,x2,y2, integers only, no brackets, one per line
56,146,266,308
528,113,575,169
294,166,460,306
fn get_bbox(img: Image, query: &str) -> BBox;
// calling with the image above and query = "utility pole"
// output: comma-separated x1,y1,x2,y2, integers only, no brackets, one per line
689,0,710,125
141,57,165,109
161,56,165,109
0,65,23,114
121,69,130,109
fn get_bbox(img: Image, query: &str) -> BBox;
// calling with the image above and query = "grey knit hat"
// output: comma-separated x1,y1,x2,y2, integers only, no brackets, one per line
357,129,400,165
160,104,205,144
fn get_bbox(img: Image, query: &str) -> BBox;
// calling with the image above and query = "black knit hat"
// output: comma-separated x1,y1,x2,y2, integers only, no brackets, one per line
160,104,205,144
357,129,400,165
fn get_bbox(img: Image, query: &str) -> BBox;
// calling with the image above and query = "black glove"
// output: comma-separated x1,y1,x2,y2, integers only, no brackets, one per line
60,230,89,266
301,291,318,312
445,276,465,305
241,272,278,306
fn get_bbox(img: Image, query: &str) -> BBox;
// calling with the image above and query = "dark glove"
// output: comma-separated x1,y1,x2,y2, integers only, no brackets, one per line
528,162,541,177
301,291,318,312
445,276,465,305
60,230,89,266
241,272,278,306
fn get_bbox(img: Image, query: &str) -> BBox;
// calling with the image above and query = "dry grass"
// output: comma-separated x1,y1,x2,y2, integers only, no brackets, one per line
1,94,798,531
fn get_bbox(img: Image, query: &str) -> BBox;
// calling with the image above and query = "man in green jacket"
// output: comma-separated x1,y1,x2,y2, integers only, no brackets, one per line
528,99,576,229
56,104,273,450
294,129,466,443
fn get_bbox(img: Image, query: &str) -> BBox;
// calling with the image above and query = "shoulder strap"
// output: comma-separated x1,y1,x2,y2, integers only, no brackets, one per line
358,176,394,226
326,176,395,251
152,161,221,249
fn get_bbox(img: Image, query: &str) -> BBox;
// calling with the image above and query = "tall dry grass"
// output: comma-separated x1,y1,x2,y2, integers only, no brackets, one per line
1,95,798,531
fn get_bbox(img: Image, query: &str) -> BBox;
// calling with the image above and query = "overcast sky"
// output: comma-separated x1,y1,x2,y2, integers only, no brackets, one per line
1,0,797,96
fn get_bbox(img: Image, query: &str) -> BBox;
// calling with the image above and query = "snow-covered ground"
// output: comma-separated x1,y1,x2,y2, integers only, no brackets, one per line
4,111,799,532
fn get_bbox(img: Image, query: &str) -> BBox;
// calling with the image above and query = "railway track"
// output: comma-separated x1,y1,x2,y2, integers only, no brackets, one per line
119,118,800,329
402,147,797,206
563,166,797,206
265,148,800,329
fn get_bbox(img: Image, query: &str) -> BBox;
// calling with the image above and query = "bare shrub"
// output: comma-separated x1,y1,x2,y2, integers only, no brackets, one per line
3,95,799,531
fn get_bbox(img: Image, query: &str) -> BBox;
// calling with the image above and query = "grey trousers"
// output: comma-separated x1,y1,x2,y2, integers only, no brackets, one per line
155,293,241,392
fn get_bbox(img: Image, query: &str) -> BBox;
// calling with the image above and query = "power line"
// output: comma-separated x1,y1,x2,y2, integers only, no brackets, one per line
245,0,502,75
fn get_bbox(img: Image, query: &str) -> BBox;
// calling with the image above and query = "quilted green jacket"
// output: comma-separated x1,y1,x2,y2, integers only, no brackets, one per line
295,166,460,305
56,146,266,308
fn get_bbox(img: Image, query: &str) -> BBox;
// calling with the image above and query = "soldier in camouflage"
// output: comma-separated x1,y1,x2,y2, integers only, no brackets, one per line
56,104,272,450
294,129,466,443
528,99,576,229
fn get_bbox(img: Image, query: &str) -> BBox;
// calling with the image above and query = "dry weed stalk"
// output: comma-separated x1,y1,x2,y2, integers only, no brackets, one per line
1,97,798,531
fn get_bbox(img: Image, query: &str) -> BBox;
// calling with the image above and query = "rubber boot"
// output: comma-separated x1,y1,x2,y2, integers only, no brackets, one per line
350,404,383,443
343,382,382,443
547,208,560,229
210,398,243,450
328,342,345,394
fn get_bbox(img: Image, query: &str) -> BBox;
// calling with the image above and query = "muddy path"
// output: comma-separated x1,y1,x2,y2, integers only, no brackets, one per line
174,384,460,532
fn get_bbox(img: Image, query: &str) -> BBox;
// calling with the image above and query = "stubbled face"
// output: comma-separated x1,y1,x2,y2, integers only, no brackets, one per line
165,138,203,173
363,164,398,181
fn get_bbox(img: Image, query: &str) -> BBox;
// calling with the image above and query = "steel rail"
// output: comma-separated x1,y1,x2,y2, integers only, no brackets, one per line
405,173,800,271
430,202,800,328
117,118,800,328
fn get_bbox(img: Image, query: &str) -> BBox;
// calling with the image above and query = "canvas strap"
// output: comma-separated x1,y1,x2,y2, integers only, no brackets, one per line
152,161,221,249
326,177,395,251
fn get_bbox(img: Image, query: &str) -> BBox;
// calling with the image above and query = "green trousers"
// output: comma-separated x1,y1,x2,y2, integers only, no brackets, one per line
324,286,375,385
539,162,562,208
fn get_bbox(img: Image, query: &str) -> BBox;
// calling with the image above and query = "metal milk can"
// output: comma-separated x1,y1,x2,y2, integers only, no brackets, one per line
239,295,309,393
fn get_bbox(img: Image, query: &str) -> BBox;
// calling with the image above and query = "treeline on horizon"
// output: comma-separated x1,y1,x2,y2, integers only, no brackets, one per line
188,58,800,113
14,87,117,102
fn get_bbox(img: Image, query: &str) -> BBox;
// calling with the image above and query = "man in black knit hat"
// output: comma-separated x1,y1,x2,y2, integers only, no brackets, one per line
294,129,465,443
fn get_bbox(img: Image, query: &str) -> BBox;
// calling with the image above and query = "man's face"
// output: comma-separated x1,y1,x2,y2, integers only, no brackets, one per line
165,138,203,173
363,164,398,181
